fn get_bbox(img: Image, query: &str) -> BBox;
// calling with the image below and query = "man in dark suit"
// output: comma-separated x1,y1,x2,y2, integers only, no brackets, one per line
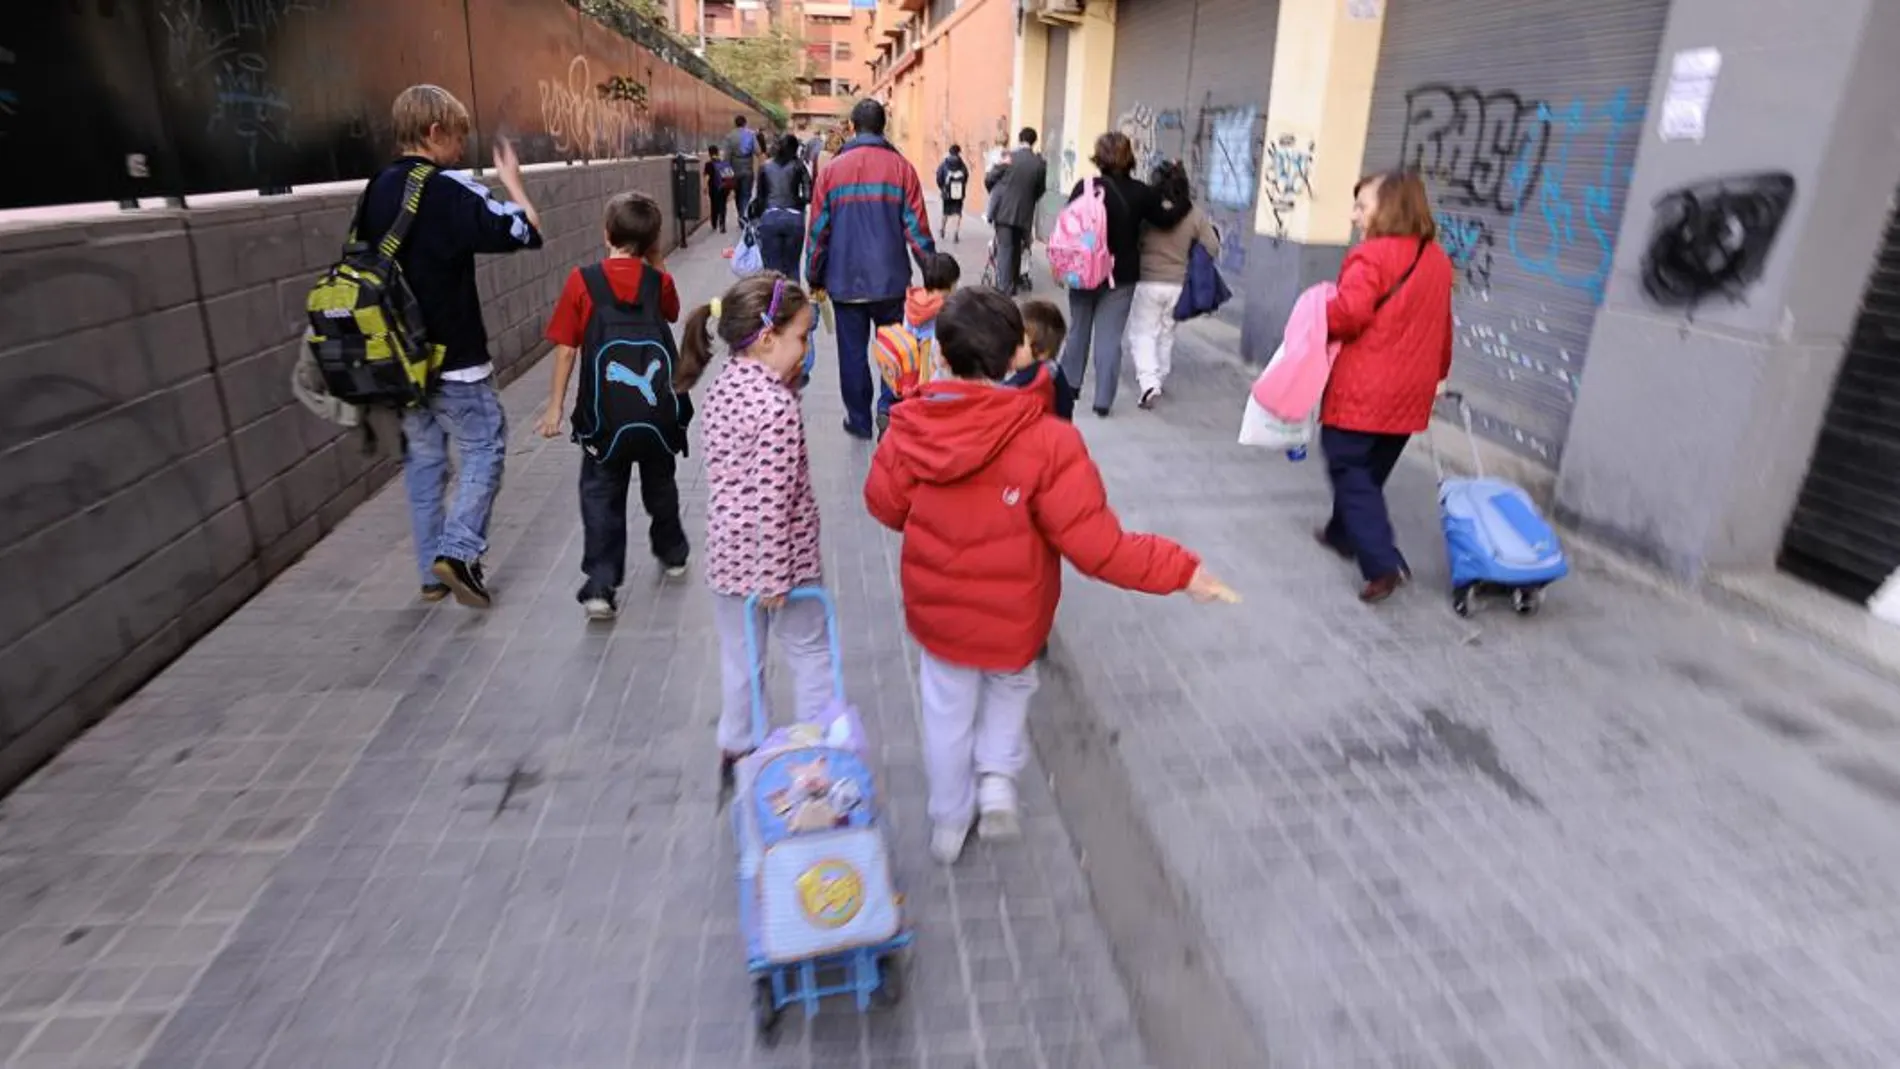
984,127,1047,297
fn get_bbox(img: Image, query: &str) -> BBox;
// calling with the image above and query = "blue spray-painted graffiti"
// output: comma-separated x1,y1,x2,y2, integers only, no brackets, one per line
1435,209,1493,290
1205,106,1258,210
1117,103,1185,179
209,53,294,171
1399,81,1643,463
1505,89,1638,302
1262,133,1315,239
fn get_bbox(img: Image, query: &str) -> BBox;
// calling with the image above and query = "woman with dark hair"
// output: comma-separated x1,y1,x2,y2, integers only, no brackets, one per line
1129,160,1221,409
750,131,813,278
1315,170,1455,603
1057,132,1190,417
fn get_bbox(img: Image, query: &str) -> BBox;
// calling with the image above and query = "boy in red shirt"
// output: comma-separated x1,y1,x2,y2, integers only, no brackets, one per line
538,192,692,620
864,288,1237,864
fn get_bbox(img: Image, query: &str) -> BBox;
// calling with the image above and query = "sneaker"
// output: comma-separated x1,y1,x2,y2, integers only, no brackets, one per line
430,556,491,608
1138,386,1160,410
420,582,451,603
976,775,1021,841
842,418,875,442
930,822,970,865
874,410,891,439
1092,405,1110,419
659,547,690,579
581,593,617,621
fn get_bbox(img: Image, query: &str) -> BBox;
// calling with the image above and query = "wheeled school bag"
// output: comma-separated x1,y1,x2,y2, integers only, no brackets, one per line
570,264,687,465
304,162,441,408
1429,391,1569,617
731,588,909,1044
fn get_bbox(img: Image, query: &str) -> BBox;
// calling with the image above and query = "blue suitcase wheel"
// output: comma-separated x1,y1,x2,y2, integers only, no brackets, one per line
753,978,783,1044
1452,586,1475,618
1511,587,1541,616
872,953,905,1008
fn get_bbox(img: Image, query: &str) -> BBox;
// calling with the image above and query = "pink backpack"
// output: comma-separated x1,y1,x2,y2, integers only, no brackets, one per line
1048,179,1115,290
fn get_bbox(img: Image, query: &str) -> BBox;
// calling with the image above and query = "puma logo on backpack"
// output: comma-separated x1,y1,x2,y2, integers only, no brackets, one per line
572,264,686,463
1047,178,1115,290
304,163,443,407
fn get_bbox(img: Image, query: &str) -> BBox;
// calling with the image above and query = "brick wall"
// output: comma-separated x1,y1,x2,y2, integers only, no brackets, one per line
0,155,692,791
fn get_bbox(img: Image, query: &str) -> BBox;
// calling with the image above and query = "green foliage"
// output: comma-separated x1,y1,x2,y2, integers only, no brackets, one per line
706,28,809,112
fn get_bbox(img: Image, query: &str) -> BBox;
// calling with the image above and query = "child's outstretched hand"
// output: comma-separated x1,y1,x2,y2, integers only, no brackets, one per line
1186,566,1240,605
758,594,787,610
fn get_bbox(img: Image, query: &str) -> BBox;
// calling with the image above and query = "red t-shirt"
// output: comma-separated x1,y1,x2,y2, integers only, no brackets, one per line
545,258,682,347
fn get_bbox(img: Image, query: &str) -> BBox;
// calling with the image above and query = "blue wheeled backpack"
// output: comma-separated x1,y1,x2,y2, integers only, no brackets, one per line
571,264,685,465
1430,392,1569,617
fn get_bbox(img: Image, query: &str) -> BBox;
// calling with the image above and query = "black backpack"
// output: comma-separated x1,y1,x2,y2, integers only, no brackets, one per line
304,163,440,407
571,264,686,463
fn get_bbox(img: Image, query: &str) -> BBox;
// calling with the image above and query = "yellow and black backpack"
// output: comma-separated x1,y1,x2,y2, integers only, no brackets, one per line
304,163,443,408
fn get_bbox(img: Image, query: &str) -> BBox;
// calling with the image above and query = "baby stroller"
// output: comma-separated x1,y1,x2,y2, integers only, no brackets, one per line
981,229,1035,294
731,588,910,1044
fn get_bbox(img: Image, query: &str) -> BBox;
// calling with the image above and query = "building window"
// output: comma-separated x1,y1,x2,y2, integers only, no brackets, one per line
834,42,852,59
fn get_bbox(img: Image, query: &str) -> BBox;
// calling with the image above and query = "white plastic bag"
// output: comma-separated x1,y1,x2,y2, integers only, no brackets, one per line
731,225,763,276
1238,394,1314,450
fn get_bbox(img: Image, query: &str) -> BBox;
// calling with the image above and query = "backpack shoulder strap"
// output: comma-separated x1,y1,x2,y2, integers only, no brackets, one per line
633,264,664,319
580,263,632,318
376,163,436,258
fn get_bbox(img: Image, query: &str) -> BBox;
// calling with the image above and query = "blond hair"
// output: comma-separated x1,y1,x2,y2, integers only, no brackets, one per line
392,85,471,150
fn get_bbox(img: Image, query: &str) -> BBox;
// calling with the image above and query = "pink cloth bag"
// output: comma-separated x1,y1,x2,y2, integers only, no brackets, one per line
1250,282,1340,420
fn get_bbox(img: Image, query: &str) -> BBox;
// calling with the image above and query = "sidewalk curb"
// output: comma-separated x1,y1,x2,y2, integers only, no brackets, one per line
1029,638,1271,1069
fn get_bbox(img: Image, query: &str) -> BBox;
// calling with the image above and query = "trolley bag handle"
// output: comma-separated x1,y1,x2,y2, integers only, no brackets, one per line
742,587,848,749
1425,389,1486,482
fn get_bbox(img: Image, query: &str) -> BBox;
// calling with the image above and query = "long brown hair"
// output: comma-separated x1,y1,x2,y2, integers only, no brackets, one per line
679,271,812,388
1356,170,1437,241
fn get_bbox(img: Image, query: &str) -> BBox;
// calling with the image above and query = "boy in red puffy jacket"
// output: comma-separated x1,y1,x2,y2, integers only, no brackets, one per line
864,288,1237,865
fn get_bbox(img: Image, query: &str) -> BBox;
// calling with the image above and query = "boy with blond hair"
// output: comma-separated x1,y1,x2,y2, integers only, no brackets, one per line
364,85,544,608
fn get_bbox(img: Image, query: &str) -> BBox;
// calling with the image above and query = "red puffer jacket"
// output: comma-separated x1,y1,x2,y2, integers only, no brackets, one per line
1321,235,1456,434
864,370,1200,672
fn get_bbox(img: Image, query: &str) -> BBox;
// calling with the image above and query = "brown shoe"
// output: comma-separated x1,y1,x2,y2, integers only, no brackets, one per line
1313,527,1353,561
1359,573,1406,604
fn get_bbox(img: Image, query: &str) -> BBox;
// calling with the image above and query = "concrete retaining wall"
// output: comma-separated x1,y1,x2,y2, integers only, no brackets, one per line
0,155,686,790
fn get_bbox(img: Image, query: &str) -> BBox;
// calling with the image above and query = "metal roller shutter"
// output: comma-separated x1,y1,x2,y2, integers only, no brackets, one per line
1042,24,1069,167
1362,0,1670,466
1779,185,1900,605
1108,0,1277,321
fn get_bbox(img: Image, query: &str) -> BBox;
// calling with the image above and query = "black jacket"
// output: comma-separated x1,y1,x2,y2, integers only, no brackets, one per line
1066,173,1189,289
986,147,1046,229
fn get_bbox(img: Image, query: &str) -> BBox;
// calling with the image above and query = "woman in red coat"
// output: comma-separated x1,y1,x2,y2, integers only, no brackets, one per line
1316,171,1455,603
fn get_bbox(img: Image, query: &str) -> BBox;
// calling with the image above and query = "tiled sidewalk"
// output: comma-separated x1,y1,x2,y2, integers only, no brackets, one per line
1050,290,1900,1067
0,222,1143,1069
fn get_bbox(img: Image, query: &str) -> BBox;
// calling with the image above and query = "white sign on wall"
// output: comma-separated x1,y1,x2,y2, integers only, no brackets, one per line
1347,0,1382,18
1660,47,1722,143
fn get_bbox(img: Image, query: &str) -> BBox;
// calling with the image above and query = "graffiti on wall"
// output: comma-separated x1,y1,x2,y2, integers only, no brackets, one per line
1639,171,1796,310
0,45,18,139
1399,81,1645,462
1399,81,1640,303
1114,94,1266,276
1262,134,1315,240
539,55,653,158
1117,103,1186,179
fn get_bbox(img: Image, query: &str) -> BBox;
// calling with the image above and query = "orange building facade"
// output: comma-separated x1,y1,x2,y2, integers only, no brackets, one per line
865,0,1017,214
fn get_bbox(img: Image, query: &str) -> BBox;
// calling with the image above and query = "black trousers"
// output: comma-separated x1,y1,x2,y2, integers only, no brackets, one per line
709,186,730,231
1320,426,1410,582
579,452,687,598
994,222,1028,295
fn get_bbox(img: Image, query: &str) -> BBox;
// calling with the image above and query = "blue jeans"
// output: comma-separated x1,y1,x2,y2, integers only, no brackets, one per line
402,379,507,586
1320,426,1410,582
833,297,905,434
757,210,804,278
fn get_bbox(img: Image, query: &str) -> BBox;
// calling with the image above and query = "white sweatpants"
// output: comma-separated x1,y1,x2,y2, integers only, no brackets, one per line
918,650,1039,828
713,594,835,754
1127,281,1184,394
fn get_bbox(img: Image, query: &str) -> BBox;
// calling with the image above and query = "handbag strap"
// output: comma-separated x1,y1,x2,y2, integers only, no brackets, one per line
1374,236,1431,310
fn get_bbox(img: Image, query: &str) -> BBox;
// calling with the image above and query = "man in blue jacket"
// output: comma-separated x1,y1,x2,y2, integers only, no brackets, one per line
805,99,936,440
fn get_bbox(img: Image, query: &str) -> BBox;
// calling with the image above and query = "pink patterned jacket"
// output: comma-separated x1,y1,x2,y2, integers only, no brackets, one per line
702,358,823,598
